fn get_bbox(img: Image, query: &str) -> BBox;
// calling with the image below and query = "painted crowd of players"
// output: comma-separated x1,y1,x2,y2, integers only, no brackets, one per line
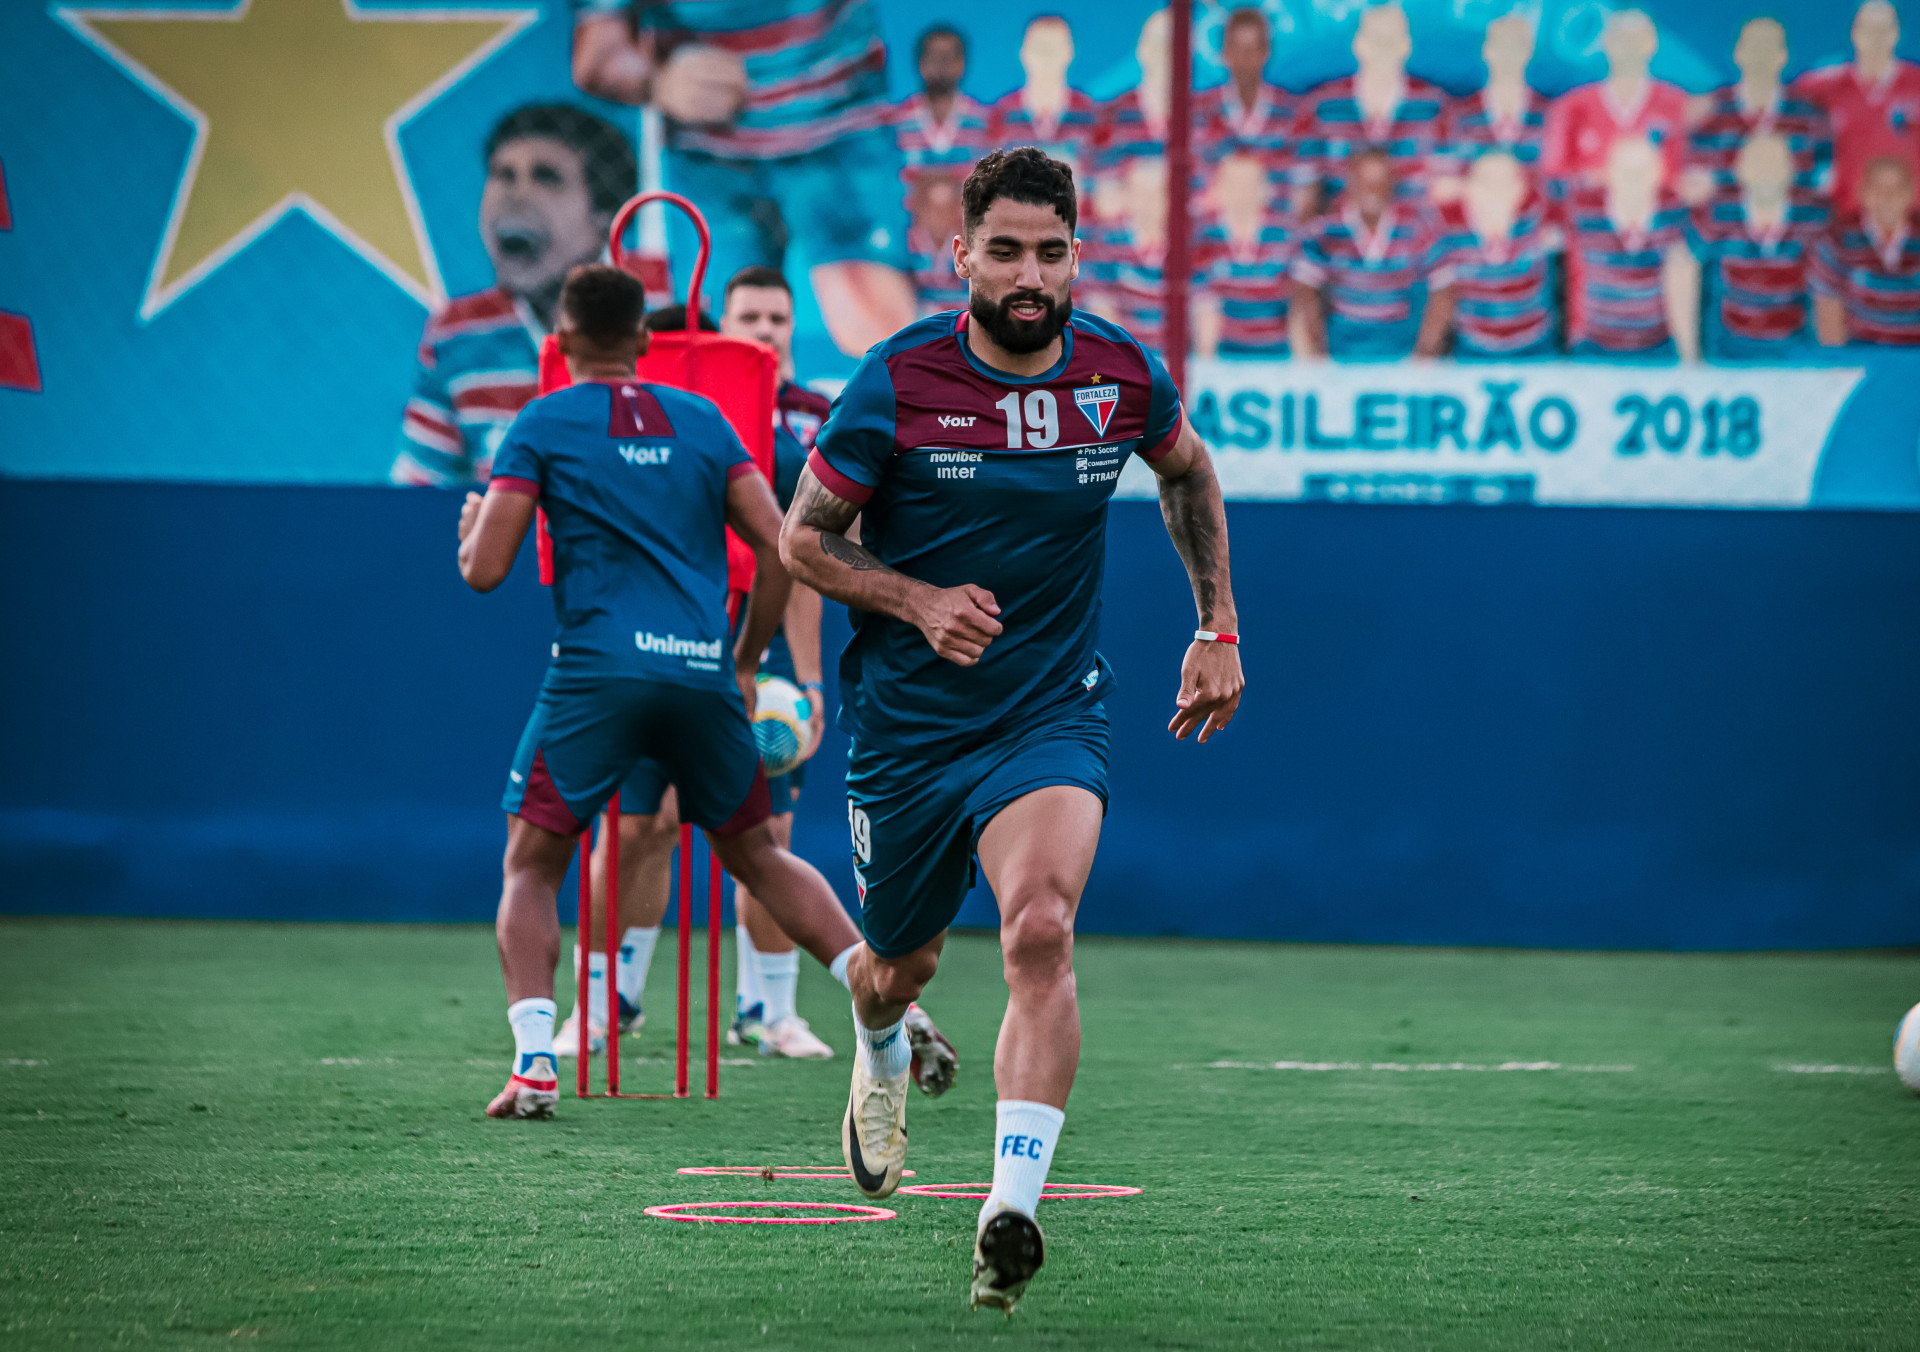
890,2,1920,363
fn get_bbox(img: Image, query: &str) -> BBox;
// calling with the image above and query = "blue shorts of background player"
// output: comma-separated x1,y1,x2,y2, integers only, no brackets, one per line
503,671,771,838
847,709,1110,960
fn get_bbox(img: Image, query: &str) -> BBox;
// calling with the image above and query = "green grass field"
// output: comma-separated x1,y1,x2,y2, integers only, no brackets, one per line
2,918,1915,1350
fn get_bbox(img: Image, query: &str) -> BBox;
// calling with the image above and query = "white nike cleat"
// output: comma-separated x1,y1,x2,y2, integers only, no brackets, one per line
841,1053,910,1199
758,1015,834,1060
553,1006,605,1058
904,1003,958,1098
970,1204,1046,1315
486,1053,559,1120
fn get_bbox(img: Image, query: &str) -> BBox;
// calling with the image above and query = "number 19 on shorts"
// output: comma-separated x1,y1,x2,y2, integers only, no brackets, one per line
848,801,872,865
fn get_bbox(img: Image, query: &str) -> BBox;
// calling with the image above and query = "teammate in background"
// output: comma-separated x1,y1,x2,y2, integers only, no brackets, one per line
1793,1,1920,218
392,105,635,486
1686,18,1830,205
1813,155,1920,346
1290,4,1447,216
1194,7,1295,201
1429,152,1558,359
456,264,881,1120
1542,10,1688,199
990,17,1101,203
1192,152,1295,359
779,147,1244,1312
715,266,838,1057
1558,136,1695,359
895,26,992,316
569,0,915,358
1683,133,1829,360
1291,149,1454,360
1432,14,1549,204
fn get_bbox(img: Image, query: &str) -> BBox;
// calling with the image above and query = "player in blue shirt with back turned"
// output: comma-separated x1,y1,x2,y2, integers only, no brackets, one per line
456,264,874,1122
780,147,1245,1313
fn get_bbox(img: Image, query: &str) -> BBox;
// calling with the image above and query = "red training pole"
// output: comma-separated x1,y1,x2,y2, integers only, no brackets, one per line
575,833,590,1099
1164,0,1194,397
706,847,721,1099
604,793,621,1097
675,823,693,1098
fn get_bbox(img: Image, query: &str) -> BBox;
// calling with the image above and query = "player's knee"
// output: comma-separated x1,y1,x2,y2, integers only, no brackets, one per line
1000,894,1075,986
619,811,679,859
871,951,937,1005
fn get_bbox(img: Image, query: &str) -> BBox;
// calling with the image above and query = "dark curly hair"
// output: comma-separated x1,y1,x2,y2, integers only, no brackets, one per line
484,104,637,216
560,264,646,343
961,147,1077,239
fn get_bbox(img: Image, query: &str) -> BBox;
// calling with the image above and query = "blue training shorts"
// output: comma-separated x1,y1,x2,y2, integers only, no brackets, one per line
504,672,770,837
845,708,1110,959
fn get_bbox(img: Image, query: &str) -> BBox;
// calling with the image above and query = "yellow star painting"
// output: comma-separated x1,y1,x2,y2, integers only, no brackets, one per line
58,0,535,318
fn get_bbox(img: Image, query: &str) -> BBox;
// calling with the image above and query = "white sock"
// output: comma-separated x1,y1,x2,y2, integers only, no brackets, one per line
757,948,800,1025
617,926,659,1012
853,1012,911,1079
829,943,860,992
507,997,556,1078
735,923,763,1016
983,1100,1065,1223
573,944,608,1027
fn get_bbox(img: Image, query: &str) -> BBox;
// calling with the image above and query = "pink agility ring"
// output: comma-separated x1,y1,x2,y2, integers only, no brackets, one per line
677,1166,916,1180
893,1182,1143,1200
644,1201,896,1225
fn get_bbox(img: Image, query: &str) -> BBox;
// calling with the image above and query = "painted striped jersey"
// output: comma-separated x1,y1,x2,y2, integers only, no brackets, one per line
1432,200,1557,357
1194,81,1295,172
1812,210,1920,346
1290,74,1448,200
1557,190,1689,352
1086,224,1174,354
1194,209,1294,355
893,93,991,312
391,287,541,487
989,88,1102,189
1438,88,1550,180
1094,89,1169,172
1293,202,1445,328
1686,198,1829,354
1686,86,1831,200
574,0,890,160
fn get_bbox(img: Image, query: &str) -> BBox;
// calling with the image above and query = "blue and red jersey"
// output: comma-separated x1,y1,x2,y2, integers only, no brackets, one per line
492,379,758,687
1293,202,1447,358
808,309,1181,757
1686,86,1831,201
894,92,991,312
1557,189,1690,354
391,287,542,486
1194,81,1295,175
1686,198,1829,357
1792,60,1920,215
1432,200,1557,358
1812,209,1920,346
989,89,1102,190
1194,209,1294,356
1094,88,1172,178
1290,75,1448,201
574,0,890,160
1437,88,1551,182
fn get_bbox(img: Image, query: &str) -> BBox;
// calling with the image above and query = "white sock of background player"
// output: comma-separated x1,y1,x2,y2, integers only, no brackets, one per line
735,924,763,1018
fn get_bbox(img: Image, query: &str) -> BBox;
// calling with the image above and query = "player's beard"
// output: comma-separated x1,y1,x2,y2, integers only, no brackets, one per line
970,287,1073,355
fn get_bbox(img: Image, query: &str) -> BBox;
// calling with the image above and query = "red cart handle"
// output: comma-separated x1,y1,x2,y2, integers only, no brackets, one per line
609,190,712,333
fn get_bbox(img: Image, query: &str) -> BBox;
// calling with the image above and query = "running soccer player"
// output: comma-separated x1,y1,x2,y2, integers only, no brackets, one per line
457,263,875,1120
778,147,1244,1313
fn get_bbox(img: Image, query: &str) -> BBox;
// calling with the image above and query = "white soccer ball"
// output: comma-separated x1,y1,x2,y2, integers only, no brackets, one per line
1896,1003,1920,1092
753,675,815,777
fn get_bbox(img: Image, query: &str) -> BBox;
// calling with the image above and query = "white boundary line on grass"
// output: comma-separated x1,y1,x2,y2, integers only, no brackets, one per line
1184,1060,1638,1073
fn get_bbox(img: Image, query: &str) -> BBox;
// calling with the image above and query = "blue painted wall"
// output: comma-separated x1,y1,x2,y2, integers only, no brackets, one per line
4,480,1916,948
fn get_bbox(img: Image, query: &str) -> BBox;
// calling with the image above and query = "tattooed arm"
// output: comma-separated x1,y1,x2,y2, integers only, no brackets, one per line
1147,417,1245,742
779,468,1005,667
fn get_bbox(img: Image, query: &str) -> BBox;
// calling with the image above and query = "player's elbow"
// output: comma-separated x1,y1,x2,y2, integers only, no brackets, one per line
777,519,810,579
459,547,509,593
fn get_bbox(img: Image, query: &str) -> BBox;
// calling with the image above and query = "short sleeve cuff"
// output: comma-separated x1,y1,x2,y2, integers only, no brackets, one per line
1428,264,1457,290
806,448,876,506
1141,420,1182,463
1291,258,1327,285
490,475,540,498
726,460,763,483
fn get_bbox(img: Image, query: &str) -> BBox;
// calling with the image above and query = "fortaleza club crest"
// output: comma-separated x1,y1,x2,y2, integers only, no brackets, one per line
1074,380,1119,437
